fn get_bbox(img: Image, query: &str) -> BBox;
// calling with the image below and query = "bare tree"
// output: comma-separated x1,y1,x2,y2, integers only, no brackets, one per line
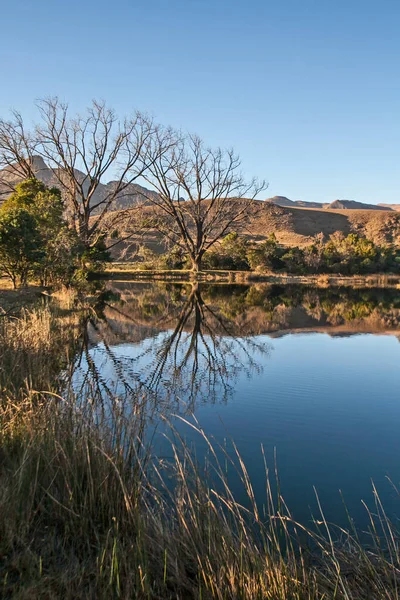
0,111,37,197
35,98,159,249
139,129,267,271
0,98,159,249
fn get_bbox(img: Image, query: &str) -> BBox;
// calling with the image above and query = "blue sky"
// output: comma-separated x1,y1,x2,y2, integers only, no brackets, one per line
1,0,399,203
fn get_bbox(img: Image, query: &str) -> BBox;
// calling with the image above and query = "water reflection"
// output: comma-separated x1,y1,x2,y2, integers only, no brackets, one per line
72,282,400,413
74,283,270,410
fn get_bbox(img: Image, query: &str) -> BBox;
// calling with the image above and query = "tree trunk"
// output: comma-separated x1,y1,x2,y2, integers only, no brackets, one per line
78,214,91,250
191,257,202,274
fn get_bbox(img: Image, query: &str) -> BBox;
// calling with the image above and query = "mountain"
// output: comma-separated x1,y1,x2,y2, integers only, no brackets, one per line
243,201,400,247
0,156,159,212
266,196,327,209
2,161,399,215
266,196,297,207
327,199,391,211
112,198,400,261
2,159,400,252
266,196,395,211
378,204,400,212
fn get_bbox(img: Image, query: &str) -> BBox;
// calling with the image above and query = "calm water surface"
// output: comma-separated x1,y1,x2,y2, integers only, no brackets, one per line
75,282,400,529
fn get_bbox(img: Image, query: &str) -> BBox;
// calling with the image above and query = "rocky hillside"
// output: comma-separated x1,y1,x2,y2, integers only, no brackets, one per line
265,196,329,209
0,156,159,212
328,199,389,211
108,199,400,261
247,201,400,246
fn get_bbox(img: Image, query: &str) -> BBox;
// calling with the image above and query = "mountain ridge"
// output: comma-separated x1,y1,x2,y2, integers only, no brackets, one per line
265,196,399,211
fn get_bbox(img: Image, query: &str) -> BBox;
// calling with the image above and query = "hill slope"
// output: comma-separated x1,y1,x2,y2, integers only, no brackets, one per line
328,199,390,211
0,156,159,212
245,201,400,246
110,200,400,260
378,204,400,212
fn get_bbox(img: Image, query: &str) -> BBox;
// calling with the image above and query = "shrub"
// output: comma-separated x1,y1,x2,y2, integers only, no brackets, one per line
204,233,250,270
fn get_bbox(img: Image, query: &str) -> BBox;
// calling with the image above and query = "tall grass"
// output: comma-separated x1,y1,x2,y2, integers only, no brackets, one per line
0,292,81,395
1,303,400,599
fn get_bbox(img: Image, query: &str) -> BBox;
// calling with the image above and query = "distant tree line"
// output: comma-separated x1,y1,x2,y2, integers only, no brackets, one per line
141,232,400,276
210,232,400,274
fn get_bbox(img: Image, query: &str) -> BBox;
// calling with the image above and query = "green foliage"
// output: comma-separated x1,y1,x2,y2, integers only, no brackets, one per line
247,233,283,271
0,178,84,287
306,233,400,275
82,237,111,267
44,228,83,286
202,231,400,276
0,206,43,288
3,179,63,225
204,232,250,270
160,245,188,269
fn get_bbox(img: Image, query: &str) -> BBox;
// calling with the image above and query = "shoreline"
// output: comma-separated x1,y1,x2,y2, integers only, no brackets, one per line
100,267,400,287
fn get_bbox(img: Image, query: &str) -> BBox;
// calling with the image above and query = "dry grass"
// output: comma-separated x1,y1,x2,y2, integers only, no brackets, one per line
0,298,81,396
0,282,46,314
1,304,400,599
1,394,400,599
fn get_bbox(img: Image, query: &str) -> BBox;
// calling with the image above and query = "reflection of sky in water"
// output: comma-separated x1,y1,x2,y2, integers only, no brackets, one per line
74,326,400,531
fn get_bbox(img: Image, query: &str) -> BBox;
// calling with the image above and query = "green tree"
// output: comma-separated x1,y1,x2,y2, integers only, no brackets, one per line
204,233,250,270
281,247,305,273
3,178,64,235
0,206,43,288
247,234,283,271
1,178,82,286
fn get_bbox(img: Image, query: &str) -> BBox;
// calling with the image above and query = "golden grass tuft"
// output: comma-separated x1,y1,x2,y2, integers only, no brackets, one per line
0,300,81,396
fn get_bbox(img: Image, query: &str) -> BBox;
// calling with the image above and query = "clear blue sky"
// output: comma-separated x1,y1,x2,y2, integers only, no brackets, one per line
1,0,399,204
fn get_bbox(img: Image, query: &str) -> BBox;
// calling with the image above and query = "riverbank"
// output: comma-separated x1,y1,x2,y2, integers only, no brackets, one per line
101,264,400,287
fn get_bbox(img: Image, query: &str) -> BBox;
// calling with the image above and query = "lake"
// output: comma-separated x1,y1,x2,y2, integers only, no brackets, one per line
73,281,400,530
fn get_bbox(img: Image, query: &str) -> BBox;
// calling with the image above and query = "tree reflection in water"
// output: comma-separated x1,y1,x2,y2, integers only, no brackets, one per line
72,283,270,413
128,284,269,408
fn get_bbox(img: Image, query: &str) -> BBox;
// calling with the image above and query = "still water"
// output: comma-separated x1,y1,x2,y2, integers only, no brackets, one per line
75,282,400,529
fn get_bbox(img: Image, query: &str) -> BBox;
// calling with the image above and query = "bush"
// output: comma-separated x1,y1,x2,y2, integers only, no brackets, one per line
247,234,284,271
159,245,188,269
204,233,250,270
246,233,400,276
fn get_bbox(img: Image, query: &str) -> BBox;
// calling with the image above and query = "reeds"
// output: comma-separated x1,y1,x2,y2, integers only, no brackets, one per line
0,298,81,395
